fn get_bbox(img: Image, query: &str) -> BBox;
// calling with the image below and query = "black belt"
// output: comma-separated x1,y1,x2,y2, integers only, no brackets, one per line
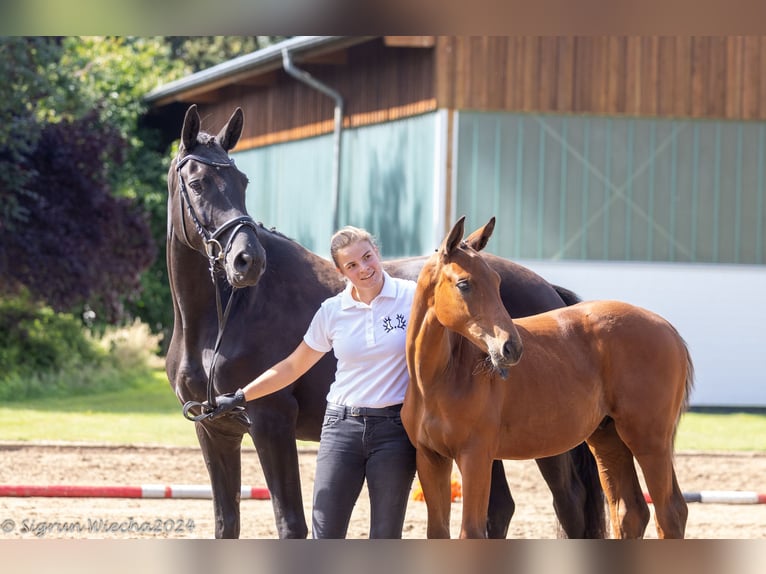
326,403,403,418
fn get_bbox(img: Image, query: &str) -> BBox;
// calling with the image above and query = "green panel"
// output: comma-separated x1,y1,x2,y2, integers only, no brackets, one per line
455,111,766,265
234,113,437,258
341,114,436,257
234,136,335,254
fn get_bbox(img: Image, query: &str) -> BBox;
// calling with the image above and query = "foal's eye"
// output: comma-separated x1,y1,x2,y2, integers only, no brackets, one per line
456,280,471,293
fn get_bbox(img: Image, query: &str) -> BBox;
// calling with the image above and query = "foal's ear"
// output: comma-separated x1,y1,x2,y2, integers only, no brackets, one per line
218,107,244,152
440,216,466,258
465,217,496,252
181,104,201,152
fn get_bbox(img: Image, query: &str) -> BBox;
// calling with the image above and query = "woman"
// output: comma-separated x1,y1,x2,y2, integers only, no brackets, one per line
208,226,417,539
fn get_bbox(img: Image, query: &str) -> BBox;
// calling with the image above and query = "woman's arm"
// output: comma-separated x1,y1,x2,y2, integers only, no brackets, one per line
208,340,326,419
240,340,326,401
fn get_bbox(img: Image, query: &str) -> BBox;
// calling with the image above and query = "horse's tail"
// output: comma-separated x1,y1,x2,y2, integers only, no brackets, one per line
569,441,608,538
673,334,696,444
553,284,581,307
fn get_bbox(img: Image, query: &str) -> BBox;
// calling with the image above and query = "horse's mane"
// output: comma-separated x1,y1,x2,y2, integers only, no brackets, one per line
251,221,301,244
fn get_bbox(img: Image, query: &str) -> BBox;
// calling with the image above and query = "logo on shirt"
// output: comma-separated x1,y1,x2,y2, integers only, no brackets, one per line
382,314,407,333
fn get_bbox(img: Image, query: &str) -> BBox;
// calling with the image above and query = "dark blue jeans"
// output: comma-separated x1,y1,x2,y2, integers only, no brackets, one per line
311,403,417,539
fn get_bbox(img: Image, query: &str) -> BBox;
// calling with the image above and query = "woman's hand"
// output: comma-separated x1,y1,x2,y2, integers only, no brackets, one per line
206,388,246,419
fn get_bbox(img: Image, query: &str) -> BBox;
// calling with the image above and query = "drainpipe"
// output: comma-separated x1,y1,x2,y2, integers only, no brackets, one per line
282,48,344,232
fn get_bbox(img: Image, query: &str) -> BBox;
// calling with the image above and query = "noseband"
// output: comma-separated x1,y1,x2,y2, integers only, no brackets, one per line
175,151,256,425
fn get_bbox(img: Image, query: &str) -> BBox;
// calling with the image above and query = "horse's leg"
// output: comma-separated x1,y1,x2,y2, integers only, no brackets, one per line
416,447,454,538
586,420,650,539
455,452,494,539
632,450,687,538
535,453,585,538
195,421,243,538
486,460,514,538
534,444,606,538
250,402,308,539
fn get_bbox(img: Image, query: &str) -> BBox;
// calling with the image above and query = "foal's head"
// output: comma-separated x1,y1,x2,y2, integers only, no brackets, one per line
168,104,266,288
428,216,523,376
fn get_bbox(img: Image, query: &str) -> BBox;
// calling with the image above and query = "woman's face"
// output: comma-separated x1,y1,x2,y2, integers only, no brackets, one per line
335,239,384,295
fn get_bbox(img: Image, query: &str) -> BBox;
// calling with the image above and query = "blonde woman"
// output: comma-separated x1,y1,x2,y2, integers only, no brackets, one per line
209,226,417,538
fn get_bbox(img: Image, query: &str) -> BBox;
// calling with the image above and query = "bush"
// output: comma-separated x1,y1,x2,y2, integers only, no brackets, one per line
0,294,162,401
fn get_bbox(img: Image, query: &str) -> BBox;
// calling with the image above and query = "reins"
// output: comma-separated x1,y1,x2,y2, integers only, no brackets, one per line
175,152,256,424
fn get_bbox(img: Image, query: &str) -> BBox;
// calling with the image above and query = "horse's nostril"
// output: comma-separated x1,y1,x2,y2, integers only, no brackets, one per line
503,340,522,362
235,252,253,272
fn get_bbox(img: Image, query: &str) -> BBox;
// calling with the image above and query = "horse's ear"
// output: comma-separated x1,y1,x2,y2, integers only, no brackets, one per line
465,217,496,252
181,104,200,152
439,216,466,258
218,107,244,152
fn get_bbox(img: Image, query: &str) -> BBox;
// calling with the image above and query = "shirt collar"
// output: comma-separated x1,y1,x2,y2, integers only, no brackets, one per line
340,270,395,309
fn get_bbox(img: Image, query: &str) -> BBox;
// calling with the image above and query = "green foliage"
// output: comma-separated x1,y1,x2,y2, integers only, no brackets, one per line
165,36,283,73
0,292,101,379
0,37,62,233
1,36,283,338
0,293,162,401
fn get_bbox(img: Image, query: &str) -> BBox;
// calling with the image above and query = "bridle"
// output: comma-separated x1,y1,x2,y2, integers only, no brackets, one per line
175,151,256,425
175,152,257,265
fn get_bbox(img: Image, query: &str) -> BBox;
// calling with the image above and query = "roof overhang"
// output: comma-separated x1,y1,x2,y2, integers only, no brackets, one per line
145,36,376,107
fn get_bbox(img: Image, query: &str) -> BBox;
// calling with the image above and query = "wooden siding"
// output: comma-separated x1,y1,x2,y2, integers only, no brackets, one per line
174,36,766,152
192,38,437,150
435,36,766,121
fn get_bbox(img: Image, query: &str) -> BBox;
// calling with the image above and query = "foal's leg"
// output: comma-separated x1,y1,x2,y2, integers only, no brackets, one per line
455,452,494,539
631,450,687,539
416,447,454,538
586,420,650,539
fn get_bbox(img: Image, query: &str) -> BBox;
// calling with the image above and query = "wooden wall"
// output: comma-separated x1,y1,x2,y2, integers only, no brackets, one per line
195,38,437,150
435,36,766,121
184,36,766,151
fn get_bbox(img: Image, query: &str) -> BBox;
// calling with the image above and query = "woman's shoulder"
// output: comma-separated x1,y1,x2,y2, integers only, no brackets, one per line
389,274,417,297
320,288,347,309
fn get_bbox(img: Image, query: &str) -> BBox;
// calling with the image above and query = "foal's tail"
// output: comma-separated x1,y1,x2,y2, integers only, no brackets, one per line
673,334,696,442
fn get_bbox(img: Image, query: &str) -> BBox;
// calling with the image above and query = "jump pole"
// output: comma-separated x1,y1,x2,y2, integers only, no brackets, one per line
644,491,766,504
0,484,270,500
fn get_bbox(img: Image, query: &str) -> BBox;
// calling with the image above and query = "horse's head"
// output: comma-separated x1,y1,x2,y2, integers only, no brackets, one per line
167,104,266,288
429,216,523,376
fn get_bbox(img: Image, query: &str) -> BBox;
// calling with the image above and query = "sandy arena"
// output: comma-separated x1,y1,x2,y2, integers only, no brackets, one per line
0,443,764,539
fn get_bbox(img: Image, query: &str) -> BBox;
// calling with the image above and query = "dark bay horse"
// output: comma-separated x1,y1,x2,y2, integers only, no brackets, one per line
402,216,693,538
165,104,605,538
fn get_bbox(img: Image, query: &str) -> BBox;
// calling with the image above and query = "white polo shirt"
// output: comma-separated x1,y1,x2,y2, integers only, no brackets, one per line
303,271,416,408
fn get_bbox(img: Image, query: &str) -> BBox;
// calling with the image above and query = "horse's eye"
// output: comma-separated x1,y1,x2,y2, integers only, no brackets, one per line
456,280,470,293
188,180,203,193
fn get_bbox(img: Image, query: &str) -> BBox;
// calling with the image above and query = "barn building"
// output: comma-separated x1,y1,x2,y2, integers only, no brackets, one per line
146,36,766,408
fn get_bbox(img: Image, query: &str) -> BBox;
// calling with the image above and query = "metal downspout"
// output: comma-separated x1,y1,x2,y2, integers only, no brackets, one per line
282,48,344,231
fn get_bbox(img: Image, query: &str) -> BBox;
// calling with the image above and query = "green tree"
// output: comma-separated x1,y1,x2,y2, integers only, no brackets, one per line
0,37,62,236
0,37,184,326
2,36,281,343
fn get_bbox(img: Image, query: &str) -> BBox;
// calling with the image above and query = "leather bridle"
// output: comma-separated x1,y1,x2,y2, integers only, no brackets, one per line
174,151,256,424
